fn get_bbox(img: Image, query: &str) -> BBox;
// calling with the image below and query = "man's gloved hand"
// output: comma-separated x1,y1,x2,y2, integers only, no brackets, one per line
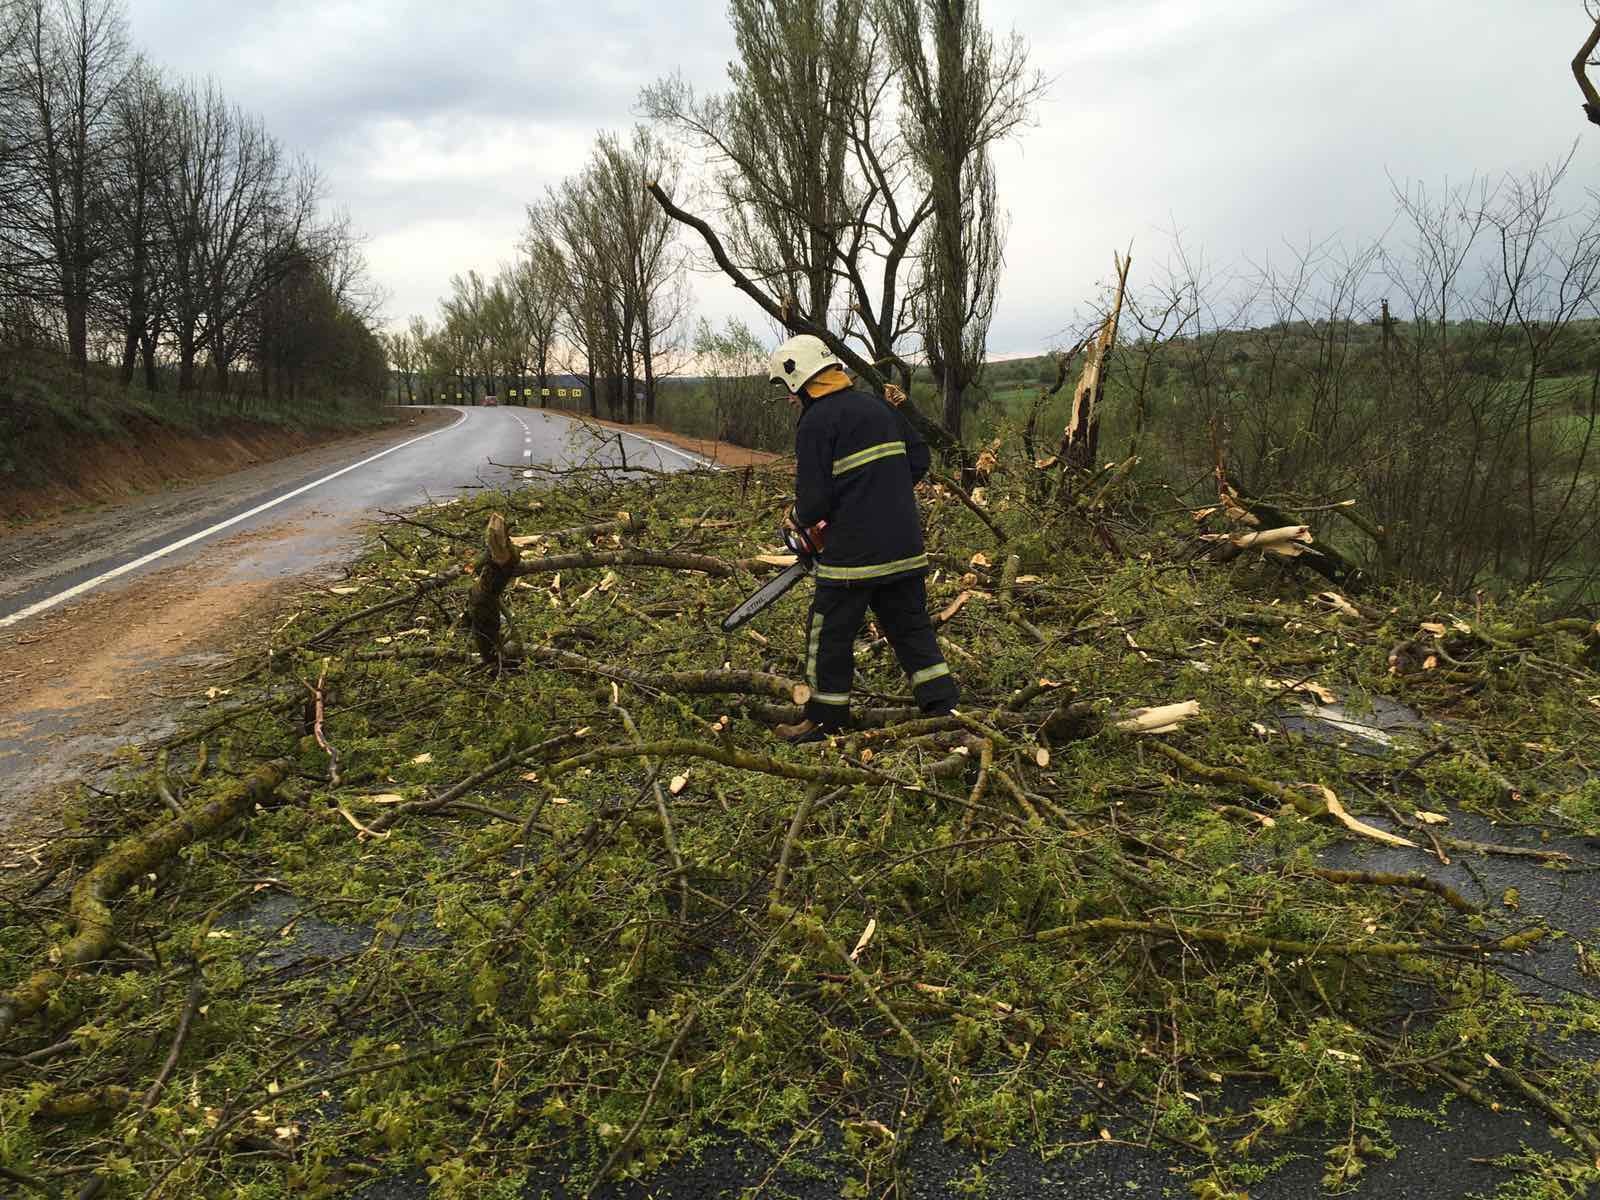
782,511,827,560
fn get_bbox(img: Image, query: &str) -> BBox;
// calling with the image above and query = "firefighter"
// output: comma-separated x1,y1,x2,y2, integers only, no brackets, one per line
768,334,959,743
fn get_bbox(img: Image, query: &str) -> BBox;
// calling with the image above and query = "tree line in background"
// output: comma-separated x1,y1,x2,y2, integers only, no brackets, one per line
387,126,686,425
400,0,1042,447
0,0,387,411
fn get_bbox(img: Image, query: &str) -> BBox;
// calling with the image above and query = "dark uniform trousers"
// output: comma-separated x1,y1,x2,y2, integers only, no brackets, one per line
804,574,958,729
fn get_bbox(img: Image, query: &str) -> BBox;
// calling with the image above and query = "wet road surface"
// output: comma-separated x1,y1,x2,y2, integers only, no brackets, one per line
0,406,705,826
0,405,704,623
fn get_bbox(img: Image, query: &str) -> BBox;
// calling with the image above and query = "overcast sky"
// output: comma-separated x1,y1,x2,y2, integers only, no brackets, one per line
128,0,1596,356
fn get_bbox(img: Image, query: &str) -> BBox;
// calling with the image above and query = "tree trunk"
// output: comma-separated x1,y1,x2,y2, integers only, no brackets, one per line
120,328,139,388
140,327,159,392
66,293,88,367
466,514,522,664
178,329,197,393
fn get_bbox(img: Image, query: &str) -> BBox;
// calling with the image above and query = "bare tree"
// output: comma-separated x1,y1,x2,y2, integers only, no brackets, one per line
440,269,494,402
384,325,419,403
877,0,1044,441
644,0,933,395
590,126,685,423
644,0,1042,460
0,0,383,417
0,0,33,321
202,124,311,396
406,315,441,402
509,235,562,407
1142,157,1600,605
536,159,637,420
480,271,521,393
5,0,128,365
643,0,862,328
101,55,168,388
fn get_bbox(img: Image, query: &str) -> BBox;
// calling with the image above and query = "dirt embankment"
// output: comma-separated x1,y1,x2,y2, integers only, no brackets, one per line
0,414,403,528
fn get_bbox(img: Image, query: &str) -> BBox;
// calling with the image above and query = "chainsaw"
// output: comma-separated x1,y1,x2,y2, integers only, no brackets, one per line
721,518,827,632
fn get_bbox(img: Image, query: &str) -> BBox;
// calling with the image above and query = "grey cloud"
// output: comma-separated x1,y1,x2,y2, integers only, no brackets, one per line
130,0,1600,351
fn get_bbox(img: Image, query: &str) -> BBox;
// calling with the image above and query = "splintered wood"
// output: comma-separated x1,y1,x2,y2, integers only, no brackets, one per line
1060,248,1132,471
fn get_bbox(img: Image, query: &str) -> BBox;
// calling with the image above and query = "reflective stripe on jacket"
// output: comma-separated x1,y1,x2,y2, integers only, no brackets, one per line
793,386,930,585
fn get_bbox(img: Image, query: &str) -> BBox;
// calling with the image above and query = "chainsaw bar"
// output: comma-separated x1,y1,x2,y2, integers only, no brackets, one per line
721,561,810,632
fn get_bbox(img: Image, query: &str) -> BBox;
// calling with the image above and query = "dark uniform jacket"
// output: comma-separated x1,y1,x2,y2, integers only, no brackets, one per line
793,386,931,585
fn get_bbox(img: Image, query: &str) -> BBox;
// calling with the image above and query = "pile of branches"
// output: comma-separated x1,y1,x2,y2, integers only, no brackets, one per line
2,444,1599,1199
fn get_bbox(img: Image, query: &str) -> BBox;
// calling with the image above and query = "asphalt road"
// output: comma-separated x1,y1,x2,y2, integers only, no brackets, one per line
0,405,706,626
0,405,706,822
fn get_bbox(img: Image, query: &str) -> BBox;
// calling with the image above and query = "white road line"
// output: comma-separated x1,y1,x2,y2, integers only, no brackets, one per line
609,427,716,469
0,408,471,631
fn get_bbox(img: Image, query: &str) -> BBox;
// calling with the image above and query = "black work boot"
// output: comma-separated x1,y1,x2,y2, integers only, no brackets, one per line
775,718,830,745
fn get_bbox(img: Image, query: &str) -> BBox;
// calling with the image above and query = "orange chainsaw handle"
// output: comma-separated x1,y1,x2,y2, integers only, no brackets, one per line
783,515,827,559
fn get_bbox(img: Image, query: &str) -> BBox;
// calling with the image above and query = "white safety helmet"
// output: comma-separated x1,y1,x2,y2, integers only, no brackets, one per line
768,334,842,395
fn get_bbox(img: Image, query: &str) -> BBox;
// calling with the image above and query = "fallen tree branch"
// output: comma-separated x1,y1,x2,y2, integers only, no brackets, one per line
1033,916,1541,960
511,547,736,579
294,570,465,650
586,1007,701,1197
366,729,587,834
0,760,291,1040
616,705,689,922
75,974,206,1200
933,474,1007,545
1306,867,1480,915
1485,1051,1600,1164
1148,740,1417,849
304,662,339,785
527,648,805,703
143,1036,498,1199
545,739,896,790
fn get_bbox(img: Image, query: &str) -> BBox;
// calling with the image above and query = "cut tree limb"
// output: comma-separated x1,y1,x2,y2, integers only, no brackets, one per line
1148,740,1417,849
1307,868,1479,915
511,547,735,579
0,760,291,1039
466,513,522,664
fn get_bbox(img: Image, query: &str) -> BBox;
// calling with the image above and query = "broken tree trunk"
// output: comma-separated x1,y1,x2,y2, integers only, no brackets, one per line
1206,465,1366,591
466,514,522,664
1060,250,1132,472
1023,341,1084,470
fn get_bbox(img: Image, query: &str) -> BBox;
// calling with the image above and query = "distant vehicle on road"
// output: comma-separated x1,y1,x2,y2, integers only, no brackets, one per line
482,394,498,406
